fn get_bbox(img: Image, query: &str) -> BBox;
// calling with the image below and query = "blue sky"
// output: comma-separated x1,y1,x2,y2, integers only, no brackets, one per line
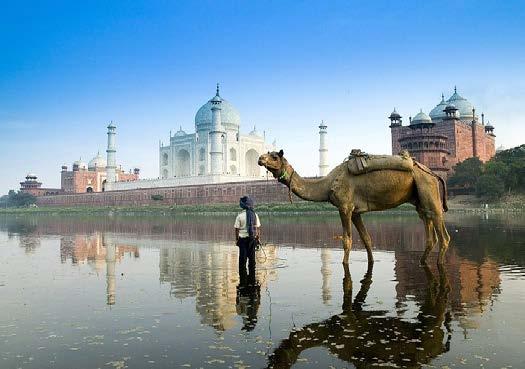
1,0,524,193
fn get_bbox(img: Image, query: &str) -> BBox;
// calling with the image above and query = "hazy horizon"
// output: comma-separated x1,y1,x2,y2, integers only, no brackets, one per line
2,0,524,193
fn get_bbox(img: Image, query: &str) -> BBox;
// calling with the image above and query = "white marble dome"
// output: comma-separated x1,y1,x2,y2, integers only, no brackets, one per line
412,110,432,124
447,89,475,118
88,152,107,170
195,87,241,130
73,159,87,170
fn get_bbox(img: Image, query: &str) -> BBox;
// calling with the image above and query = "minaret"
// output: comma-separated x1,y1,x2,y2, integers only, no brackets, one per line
209,84,224,175
318,121,328,176
321,248,332,304
471,108,478,158
106,122,117,183
105,240,116,306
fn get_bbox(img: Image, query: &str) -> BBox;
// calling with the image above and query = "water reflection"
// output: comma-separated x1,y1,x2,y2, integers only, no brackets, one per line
269,264,451,368
159,243,278,331
0,213,523,368
59,233,139,305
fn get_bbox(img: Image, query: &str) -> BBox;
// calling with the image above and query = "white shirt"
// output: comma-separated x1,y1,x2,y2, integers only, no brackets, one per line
234,211,261,238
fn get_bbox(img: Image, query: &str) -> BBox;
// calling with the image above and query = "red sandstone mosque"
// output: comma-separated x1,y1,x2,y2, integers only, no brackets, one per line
389,87,496,178
20,122,139,196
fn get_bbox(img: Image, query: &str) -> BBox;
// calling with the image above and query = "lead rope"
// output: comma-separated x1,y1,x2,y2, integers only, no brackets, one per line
287,170,295,204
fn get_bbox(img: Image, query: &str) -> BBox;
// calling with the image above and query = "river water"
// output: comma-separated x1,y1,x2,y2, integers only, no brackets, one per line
0,212,524,369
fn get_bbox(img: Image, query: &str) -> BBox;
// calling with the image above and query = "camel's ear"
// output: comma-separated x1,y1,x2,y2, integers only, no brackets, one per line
278,149,284,157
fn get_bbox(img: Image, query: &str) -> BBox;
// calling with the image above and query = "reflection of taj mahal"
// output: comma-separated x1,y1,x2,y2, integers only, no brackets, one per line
159,84,274,179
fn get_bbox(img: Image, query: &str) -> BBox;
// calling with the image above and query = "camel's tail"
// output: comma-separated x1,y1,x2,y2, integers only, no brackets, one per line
437,175,448,212
413,161,448,213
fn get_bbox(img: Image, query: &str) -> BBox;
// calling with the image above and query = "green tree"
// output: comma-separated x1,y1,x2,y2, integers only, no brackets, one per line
0,190,37,208
447,157,483,193
476,174,505,200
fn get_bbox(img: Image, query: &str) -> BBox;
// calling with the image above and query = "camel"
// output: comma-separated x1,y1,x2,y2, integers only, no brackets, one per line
258,150,450,265
267,263,451,368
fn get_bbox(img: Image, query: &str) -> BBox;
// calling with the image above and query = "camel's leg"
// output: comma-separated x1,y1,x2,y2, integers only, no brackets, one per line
351,213,374,264
418,209,437,265
419,200,450,265
338,208,353,265
433,215,450,264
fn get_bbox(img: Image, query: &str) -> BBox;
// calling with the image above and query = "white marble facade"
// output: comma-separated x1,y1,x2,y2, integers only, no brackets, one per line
159,85,273,180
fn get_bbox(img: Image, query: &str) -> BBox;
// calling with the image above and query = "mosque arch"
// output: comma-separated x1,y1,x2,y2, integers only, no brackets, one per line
162,153,169,166
102,179,107,192
86,187,93,193
175,149,191,177
198,165,205,175
162,169,168,179
230,148,237,161
230,165,237,175
245,149,260,177
199,147,206,161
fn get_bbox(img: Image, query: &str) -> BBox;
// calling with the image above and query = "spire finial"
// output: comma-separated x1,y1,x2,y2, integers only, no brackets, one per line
216,83,220,96
441,93,445,101
454,86,457,93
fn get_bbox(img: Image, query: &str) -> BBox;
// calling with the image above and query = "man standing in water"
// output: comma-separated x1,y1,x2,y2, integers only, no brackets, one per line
234,196,261,283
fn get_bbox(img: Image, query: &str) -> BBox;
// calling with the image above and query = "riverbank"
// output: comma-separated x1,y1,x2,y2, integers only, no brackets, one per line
1,194,524,215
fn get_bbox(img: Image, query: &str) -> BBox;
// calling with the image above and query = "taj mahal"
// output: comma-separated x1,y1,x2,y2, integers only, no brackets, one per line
159,84,274,180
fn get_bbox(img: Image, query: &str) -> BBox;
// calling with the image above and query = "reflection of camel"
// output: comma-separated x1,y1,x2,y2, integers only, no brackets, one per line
259,150,450,264
268,263,451,369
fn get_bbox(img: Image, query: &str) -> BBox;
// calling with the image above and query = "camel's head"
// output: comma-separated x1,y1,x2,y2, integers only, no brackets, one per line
258,149,288,178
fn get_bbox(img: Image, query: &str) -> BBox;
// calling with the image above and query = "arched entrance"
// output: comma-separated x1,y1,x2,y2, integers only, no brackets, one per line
162,169,168,179
175,149,191,177
86,187,93,193
245,149,260,177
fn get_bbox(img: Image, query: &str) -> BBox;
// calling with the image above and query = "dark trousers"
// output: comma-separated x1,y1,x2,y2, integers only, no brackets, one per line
238,237,256,283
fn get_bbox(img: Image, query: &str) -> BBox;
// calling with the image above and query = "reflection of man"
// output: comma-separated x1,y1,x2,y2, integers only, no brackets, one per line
236,282,261,331
234,196,261,282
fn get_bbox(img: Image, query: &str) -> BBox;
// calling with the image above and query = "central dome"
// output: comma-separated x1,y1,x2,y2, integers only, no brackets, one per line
429,94,448,120
195,86,241,130
446,88,475,119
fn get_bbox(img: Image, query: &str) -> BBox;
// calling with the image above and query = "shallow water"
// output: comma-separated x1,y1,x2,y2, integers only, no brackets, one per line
1,212,524,369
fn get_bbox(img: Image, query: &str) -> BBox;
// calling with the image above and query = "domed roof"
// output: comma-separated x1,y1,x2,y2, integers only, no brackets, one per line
429,94,448,119
195,85,241,130
389,108,401,119
88,152,107,169
174,126,187,137
411,110,432,124
249,125,261,137
73,158,87,170
446,87,475,118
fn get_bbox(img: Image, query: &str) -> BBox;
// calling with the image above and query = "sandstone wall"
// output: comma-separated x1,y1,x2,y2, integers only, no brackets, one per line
36,179,297,207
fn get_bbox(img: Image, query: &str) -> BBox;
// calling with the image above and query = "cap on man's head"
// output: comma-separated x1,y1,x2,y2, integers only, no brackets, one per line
239,196,254,209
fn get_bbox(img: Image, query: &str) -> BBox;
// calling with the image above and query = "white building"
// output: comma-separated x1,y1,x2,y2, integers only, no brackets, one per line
159,84,272,179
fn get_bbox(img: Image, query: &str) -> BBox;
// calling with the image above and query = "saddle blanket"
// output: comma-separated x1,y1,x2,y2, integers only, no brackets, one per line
347,149,414,176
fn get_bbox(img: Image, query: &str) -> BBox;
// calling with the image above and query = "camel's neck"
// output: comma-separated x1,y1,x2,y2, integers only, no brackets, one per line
279,164,333,202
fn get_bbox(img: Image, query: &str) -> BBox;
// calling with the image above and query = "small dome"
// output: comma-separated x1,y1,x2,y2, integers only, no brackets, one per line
26,173,38,180
389,108,401,119
249,125,261,136
446,87,475,118
73,159,87,170
174,126,187,137
411,110,432,124
88,152,107,170
429,94,448,119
